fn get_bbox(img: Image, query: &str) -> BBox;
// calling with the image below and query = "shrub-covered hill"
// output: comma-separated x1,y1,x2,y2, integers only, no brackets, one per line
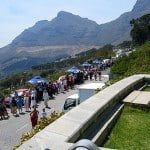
111,41,150,78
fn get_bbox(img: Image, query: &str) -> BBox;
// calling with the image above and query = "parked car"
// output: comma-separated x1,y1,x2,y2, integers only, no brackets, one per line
62,94,79,112
10,89,29,97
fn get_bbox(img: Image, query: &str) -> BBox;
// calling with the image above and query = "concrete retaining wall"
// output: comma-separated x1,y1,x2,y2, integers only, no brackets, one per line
17,74,150,150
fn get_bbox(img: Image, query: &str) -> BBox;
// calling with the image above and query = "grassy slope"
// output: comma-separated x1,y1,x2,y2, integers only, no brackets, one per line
142,86,150,91
103,106,150,150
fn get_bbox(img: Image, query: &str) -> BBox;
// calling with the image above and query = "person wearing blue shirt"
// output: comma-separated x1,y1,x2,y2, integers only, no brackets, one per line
17,96,23,114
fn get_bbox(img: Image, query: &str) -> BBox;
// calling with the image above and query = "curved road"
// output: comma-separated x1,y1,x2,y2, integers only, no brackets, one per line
0,70,109,150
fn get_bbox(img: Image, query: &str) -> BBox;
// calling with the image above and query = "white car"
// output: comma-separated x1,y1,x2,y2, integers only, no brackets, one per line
62,94,79,112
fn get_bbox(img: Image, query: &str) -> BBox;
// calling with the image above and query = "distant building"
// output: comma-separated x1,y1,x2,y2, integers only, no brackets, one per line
116,48,135,58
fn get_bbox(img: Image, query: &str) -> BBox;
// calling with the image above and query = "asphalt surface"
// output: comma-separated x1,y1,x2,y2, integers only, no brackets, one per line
0,69,109,150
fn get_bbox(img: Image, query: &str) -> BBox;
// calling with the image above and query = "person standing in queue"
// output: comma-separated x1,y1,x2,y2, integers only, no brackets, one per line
16,96,23,114
30,107,39,128
43,90,50,108
24,93,30,112
11,97,18,116
30,88,36,108
98,70,101,81
41,108,47,118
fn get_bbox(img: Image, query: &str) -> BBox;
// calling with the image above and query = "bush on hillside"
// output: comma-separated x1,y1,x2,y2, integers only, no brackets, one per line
111,41,150,78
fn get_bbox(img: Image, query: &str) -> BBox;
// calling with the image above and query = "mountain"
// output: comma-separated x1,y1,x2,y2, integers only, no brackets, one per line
11,12,100,47
98,0,150,44
0,0,150,75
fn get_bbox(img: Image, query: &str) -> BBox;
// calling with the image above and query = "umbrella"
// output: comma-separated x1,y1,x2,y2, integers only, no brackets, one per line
66,66,81,73
81,62,91,67
27,76,49,85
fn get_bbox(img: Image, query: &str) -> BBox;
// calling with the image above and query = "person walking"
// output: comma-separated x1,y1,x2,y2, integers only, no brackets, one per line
30,107,39,128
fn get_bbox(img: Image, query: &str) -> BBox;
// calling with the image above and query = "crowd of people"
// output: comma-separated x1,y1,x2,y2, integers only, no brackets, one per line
0,59,112,128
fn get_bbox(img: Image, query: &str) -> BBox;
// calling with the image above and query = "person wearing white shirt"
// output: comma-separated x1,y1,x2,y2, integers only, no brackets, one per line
41,108,47,118
43,90,50,108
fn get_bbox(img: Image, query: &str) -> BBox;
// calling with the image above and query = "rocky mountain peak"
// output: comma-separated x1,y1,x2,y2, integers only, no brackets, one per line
132,0,150,12
0,0,150,75
57,11,75,18
34,20,49,26
52,10,98,26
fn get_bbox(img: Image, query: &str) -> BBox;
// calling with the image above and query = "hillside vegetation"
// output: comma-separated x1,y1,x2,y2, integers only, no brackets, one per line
0,44,114,94
110,12,150,81
111,41,150,79
1,13,150,96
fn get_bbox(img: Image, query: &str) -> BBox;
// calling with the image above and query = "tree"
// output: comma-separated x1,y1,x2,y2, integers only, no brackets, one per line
130,14,150,46
117,41,132,49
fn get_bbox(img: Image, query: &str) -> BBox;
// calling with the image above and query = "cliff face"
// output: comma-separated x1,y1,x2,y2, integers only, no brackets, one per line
0,0,150,75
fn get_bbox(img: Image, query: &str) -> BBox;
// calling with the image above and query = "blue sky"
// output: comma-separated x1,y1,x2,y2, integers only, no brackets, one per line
0,0,137,48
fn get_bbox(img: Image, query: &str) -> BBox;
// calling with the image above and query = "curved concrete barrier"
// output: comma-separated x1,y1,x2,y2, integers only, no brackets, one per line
17,74,150,150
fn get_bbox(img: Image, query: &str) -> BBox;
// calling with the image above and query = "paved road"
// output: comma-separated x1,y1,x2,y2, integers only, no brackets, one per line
0,70,109,150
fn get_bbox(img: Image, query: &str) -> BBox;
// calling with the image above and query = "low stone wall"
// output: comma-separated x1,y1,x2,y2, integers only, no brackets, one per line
17,74,149,150
92,104,124,146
